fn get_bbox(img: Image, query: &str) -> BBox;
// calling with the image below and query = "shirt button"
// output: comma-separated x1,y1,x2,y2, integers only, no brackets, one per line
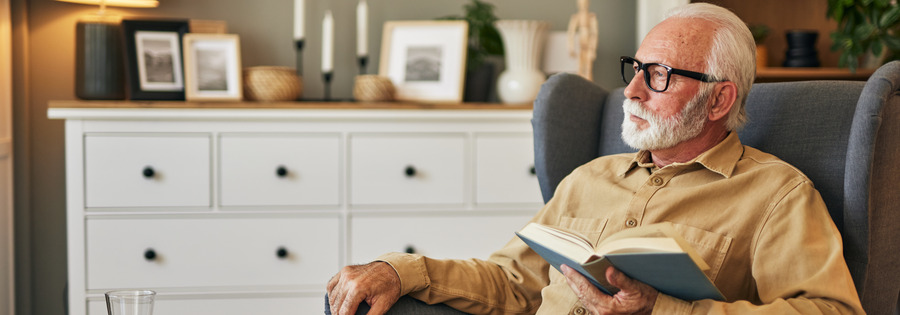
626,218,638,227
573,307,587,315
650,176,664,186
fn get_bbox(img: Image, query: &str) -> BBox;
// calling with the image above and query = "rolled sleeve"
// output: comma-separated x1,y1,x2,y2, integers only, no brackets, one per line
376,252,430,295
652,293,692,314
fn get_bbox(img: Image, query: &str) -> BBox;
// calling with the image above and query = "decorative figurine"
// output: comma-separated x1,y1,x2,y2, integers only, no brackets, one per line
567,0,598,81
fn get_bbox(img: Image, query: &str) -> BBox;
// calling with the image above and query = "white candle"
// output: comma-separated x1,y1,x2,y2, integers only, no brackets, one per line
293,0,305,40
356,0,368,57
322,10,334,73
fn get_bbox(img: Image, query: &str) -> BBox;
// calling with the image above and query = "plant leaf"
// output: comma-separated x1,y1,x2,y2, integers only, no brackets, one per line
879,5,900,27
479,26,504,55
872,38,884,56
834,4,846,22
853,23,876,39
883,34,900,50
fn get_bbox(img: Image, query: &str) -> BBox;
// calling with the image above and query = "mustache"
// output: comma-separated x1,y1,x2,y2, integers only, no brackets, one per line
623,99,665,124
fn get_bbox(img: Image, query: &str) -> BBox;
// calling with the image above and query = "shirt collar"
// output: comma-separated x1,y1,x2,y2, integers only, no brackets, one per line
618,132,744,178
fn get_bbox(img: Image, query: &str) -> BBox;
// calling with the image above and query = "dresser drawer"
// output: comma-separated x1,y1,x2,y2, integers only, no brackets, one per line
86,216,339,289
219,134,341,207
88,295,326,315
349,134,465,206
84,134,211,208
349,213,533,264
475,134,543,205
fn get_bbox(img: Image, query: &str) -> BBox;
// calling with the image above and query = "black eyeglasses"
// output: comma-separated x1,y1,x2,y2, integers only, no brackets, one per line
620,56,718,92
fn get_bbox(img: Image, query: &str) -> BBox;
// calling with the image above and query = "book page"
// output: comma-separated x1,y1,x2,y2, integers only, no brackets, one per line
597,222,710,270
594,237,682,256
518,223,595,263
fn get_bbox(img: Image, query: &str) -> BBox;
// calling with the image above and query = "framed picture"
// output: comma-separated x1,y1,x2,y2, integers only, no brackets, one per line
122,19,189,100
379,21,468,103
182,33,243,101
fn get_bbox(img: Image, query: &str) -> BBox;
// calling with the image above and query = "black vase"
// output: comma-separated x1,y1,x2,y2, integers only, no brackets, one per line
463,63,495,103
783,30,820,67
75,18,125,100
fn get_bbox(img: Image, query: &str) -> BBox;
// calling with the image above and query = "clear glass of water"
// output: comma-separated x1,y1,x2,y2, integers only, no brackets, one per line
105,290,155,315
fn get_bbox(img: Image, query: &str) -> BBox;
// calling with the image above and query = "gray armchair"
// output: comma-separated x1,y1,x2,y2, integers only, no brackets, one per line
326,61,900,314
534,62,900,314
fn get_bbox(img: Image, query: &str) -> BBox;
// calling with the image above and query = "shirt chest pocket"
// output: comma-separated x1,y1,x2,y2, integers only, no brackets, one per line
670,223,732,282
557,216,610,247
546,217,610,284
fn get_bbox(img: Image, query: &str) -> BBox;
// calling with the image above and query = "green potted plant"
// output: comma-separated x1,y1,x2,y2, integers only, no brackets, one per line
827,0,900,71
439,0,505,102
749,24,770,68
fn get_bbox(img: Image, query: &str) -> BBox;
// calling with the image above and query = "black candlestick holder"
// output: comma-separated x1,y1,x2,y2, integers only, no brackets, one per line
322,71,333,101
294,39,305,75
358,56,368,75
295,39,305,101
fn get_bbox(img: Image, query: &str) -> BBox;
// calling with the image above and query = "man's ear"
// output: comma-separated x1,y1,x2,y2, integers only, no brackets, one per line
708,81,737,122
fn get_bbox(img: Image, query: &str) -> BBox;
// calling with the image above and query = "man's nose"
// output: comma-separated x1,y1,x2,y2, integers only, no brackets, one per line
623,70,649,101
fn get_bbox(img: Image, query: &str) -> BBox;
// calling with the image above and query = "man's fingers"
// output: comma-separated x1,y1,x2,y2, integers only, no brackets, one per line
367,299,392,315
327,274,338,292
329,275,351,315
327,262,402,314
329,285,345,315
338,289,362,315
607,266,637,291
561,264,611,305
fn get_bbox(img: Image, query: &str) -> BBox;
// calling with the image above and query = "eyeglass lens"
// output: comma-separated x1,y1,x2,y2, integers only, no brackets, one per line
621,59,670,92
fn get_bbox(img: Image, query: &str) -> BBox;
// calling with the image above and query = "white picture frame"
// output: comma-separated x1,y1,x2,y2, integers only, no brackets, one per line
183,33,243,101
379,21,468,103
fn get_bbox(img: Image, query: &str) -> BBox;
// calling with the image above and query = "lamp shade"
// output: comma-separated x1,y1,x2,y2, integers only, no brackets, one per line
57,0,158,8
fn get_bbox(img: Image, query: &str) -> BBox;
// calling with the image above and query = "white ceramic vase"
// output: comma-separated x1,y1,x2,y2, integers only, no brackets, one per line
495,20,549,104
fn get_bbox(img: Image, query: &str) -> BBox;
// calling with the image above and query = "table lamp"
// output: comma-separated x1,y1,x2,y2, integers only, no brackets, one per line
57,0,159,100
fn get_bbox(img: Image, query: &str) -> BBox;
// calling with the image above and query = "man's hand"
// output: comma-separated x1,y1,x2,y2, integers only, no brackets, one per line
327,261,402,315
561,264,658,315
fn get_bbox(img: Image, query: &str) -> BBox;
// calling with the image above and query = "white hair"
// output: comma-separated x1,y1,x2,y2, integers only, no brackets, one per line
666,3,755,131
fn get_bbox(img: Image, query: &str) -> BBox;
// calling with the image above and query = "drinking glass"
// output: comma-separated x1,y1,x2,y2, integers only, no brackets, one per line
105,290,155,315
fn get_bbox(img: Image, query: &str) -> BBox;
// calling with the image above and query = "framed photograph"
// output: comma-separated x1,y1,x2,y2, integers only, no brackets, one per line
182,33,243,101
379,21,468,103
122,19,189,100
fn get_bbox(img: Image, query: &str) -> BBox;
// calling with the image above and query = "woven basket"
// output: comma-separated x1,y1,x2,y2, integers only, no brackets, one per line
353,75,395,102
243,66,302,101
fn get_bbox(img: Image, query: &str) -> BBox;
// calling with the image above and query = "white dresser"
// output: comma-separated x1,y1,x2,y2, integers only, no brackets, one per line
48,101,542,315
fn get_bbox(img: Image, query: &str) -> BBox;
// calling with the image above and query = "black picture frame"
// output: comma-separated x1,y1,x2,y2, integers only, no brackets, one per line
122,19,189,100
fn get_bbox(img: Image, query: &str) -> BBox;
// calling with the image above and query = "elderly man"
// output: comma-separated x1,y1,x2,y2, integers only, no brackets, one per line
327,3,865,314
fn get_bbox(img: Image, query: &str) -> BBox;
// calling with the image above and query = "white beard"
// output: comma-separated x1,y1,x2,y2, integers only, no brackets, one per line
621,87,712,151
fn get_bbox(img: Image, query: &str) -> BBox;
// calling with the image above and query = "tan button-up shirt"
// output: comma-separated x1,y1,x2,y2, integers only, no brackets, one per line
378,133,864,314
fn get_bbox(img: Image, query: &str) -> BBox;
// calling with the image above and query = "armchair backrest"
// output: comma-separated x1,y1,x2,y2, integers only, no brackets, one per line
532,62,900,314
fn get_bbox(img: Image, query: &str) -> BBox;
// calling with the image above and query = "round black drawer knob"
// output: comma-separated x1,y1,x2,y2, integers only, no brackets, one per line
276,247,289,259
276,166,288,177
142,166,155,178
143,249,157,261
529,166,536,175
404,166,417,177
404,245,416,254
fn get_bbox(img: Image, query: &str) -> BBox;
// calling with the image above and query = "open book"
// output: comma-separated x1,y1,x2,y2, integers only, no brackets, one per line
515,222,725,301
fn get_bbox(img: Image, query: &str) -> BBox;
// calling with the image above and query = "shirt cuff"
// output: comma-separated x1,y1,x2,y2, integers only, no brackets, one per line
652,293,692,314
375,252,431,296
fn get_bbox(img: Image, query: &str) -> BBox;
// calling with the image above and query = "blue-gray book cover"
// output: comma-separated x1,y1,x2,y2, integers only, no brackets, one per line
516,227,725,301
